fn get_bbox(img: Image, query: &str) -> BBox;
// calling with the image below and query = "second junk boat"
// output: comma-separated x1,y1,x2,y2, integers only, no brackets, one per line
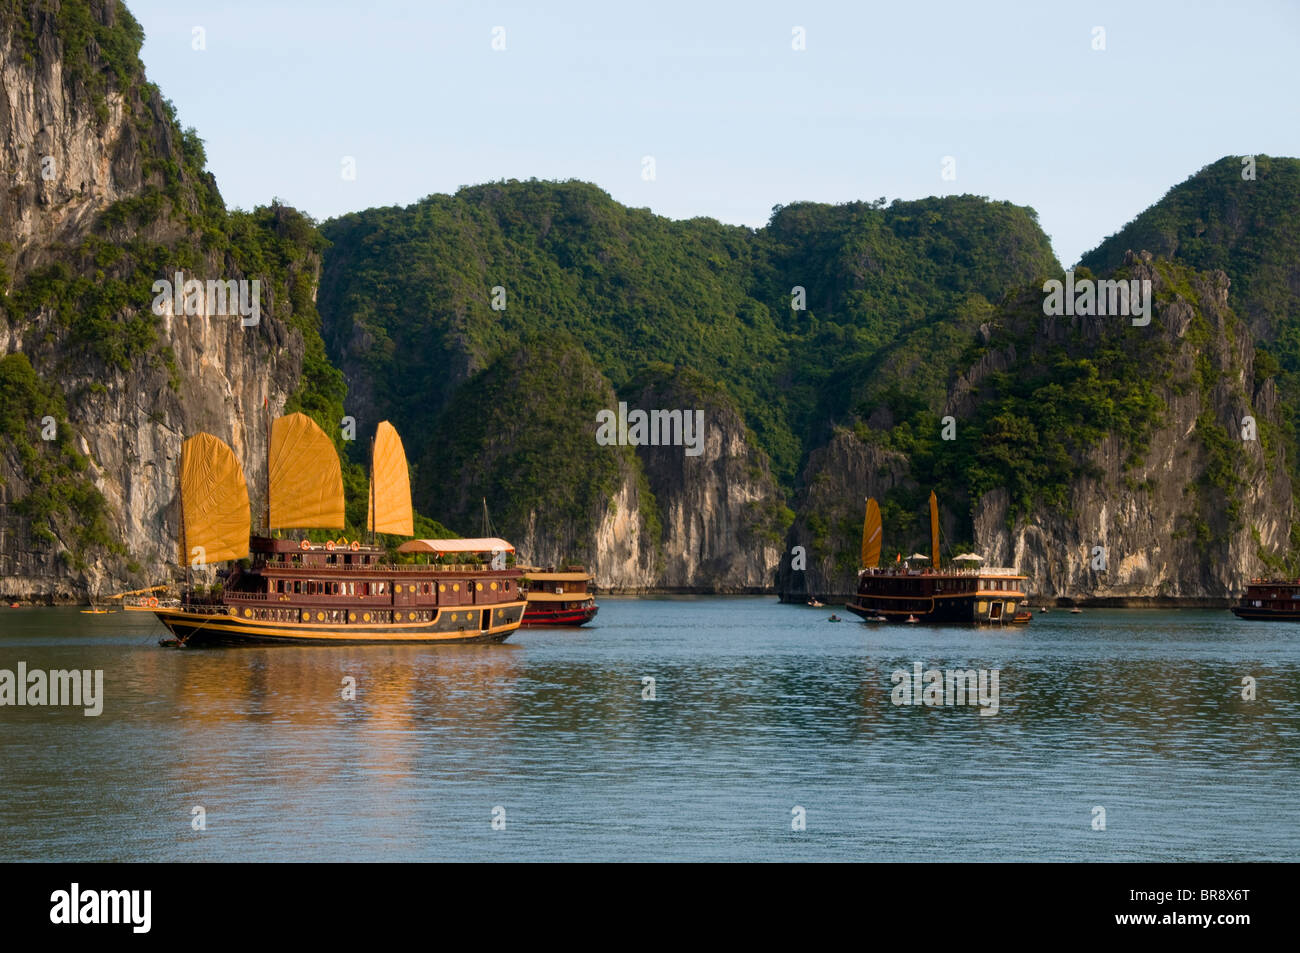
127,414,527,645
844,491,1031,625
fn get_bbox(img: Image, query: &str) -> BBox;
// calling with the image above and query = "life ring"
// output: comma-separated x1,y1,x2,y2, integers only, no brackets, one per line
300,539,311,551
350,540,360,552
325,540,336,552
147,597,158,607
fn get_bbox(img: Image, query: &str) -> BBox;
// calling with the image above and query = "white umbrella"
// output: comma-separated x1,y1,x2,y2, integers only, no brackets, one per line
952,553,984,562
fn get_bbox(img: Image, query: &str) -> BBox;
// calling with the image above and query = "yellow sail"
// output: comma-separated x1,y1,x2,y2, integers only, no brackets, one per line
929,490,940,570
178,433,250,565
367,420,414,536
861,498,881,569
268,413,345,529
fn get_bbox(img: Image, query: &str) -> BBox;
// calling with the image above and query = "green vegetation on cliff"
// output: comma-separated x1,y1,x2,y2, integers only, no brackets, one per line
417,335,655,558
0,353,122,565
320,180,1059,493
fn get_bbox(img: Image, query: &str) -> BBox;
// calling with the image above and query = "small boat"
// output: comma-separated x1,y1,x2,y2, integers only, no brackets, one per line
828,614,842,622
1010,610,1033,624
521,566,599,626
868,614,887,622
1231,579,1300,620
80,591,115,614
7,602,19,608
1039,607,1049,614
1070,608,1083,614
807,599,824,608
905,615,919,624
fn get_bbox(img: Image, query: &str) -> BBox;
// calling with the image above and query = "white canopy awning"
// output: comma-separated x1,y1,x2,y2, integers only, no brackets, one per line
396,537,515,555
951,553,985,562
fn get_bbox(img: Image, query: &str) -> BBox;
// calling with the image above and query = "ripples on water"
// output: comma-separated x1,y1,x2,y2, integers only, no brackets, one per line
1,599,1297,861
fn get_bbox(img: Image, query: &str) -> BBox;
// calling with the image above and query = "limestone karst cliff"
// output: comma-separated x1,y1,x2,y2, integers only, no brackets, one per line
1,1,334,600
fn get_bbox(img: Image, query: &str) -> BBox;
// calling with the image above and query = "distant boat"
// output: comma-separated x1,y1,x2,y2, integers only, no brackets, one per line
1231,579,1300,620
79,591,115,614
807,598,824,608
1070,607,1083,614
828,614,842,622
521,566,599,626
125,415,527,645
844,491,1031,625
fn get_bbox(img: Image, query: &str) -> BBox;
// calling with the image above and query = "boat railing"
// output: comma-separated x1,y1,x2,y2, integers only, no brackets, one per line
255,561,511,574
176,603,231,615
859,567,1024,577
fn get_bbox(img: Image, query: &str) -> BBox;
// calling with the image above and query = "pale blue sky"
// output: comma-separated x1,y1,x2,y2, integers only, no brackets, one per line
129,0,1299,265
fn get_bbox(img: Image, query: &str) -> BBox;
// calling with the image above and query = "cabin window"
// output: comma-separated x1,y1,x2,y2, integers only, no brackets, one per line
294,580,302,594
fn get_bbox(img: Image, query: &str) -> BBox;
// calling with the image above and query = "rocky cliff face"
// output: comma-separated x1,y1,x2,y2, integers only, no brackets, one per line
416,351,787,592
776,431,910,600
0,1,322,601
975,256,1291,601
518,458,660,591
627,377,786,591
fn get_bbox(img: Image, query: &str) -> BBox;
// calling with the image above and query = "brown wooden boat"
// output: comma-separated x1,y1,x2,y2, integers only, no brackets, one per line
1231,579,1300,621
126,415,526,645
844,492,1031,626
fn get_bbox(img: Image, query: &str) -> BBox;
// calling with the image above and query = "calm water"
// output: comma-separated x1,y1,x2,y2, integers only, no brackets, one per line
0,598,1297,861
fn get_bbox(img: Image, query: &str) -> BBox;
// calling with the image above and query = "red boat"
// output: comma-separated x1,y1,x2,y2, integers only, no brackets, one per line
521,568,598,626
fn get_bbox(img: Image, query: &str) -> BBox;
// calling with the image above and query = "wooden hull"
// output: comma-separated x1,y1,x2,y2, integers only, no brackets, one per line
521,602,598,627
127,601,526,646
1231,606,1300,621
846,588,1027,626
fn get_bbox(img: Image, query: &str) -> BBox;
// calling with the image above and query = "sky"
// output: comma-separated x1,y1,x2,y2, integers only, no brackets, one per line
127,0,1300,266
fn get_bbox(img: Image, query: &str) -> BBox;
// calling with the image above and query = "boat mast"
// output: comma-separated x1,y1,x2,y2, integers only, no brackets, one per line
369,433,376,547
263,397,271,535
179,453,189,597
929,491,940,571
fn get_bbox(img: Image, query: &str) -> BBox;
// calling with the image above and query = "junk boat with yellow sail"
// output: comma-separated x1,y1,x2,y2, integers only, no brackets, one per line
126,414,526,645
845,492,1032,625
